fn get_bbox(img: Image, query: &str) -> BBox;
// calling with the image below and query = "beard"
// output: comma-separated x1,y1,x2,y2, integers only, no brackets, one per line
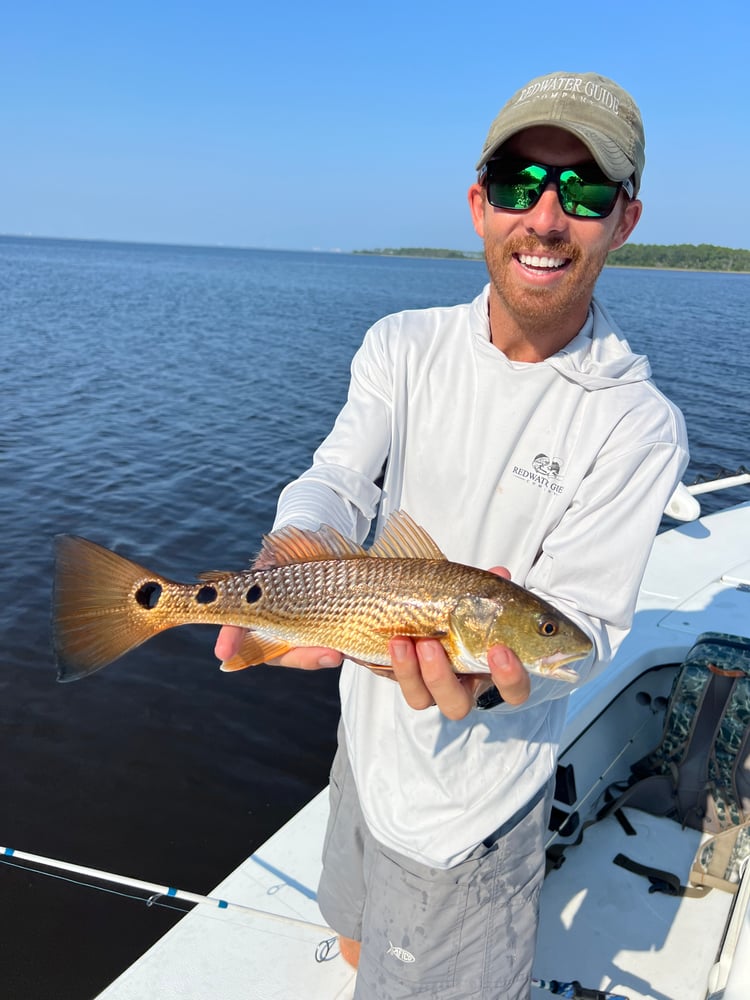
484,235,611,333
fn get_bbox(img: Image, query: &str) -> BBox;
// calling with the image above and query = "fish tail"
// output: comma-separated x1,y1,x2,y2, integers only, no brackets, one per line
53,535,175,682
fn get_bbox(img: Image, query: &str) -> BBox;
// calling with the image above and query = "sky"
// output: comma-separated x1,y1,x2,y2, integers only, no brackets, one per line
3,1,748,253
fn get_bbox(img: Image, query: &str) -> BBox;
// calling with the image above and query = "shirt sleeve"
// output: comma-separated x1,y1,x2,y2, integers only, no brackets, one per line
273,321,392,542
520,413,690,704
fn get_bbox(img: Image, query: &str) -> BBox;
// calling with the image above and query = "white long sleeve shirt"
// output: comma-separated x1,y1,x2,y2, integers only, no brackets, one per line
274,285,689,867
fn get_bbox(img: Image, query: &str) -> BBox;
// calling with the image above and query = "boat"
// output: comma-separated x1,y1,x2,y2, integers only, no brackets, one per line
12,470,750,1000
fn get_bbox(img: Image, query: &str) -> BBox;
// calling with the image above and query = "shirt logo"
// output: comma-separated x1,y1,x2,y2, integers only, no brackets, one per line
512,453,566,495
387,941,416,963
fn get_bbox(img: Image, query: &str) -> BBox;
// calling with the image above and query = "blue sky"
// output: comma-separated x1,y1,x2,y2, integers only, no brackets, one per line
3,2,747,252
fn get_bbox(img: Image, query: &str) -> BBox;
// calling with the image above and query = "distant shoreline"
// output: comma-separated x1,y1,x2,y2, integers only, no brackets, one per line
354,244,750,274
353,248,483,261
3,235,748,273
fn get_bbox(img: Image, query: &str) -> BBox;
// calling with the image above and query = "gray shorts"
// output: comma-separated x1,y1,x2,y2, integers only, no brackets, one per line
318,730,551,1000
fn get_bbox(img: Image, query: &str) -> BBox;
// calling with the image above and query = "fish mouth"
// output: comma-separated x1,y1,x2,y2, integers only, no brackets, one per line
530,649,589,683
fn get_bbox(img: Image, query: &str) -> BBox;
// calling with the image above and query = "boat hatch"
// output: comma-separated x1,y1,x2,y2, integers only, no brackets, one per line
658,578,750,637
722,558,750,588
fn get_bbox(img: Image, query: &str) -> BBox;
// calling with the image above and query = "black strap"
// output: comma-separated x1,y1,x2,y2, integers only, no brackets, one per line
613,808,637,837
613,852,710,898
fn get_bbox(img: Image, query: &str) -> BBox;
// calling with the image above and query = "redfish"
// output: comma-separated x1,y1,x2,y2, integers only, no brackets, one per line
53,511,592,682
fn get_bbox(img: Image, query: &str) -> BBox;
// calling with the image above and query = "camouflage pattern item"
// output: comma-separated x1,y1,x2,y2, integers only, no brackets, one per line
632,632,750,835
692,820,750,892
566,633,750,898
709,673,750,829
638,658,711,778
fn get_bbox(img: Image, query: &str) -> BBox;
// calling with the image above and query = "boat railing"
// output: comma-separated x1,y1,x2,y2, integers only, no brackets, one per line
664,466,750,521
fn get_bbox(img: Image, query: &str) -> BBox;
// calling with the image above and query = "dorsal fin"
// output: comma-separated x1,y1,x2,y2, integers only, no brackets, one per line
249,510,446,571
369,511,447,560
197,569,238,582
252,523,366,570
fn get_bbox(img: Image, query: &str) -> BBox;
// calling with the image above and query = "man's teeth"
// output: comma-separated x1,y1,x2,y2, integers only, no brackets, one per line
518,254,566,269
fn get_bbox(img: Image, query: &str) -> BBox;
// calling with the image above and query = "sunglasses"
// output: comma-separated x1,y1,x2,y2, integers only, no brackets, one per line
480,157,634,219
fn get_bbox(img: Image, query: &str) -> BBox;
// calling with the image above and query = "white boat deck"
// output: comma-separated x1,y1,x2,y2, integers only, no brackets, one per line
533,810,735,1000
98,500,750,1000
98,789,355,999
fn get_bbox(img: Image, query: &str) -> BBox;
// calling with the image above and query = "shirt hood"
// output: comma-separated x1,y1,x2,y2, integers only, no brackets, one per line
475,285,653,389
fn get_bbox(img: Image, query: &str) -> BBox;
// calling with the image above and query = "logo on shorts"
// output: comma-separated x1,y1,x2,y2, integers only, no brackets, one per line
387,941,416,963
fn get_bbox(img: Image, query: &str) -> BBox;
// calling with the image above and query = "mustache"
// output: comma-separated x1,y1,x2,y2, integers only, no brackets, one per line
505,238,581,261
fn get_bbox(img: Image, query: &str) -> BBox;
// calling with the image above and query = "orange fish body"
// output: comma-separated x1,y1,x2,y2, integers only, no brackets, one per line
53,512,592,682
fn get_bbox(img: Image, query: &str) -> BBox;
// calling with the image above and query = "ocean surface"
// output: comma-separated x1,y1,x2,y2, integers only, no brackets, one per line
1,236,748,997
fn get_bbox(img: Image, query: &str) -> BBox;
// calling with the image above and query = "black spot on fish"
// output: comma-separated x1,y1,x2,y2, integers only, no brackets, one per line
196,585,217,604
135,582,162,610
245,584,262,604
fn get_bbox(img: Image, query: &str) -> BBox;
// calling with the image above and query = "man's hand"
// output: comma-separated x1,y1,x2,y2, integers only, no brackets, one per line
388,564,530,720
214,625,343,669
388,636,529,720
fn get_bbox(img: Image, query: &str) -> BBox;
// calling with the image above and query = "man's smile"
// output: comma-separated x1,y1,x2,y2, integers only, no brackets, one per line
515,252,570,272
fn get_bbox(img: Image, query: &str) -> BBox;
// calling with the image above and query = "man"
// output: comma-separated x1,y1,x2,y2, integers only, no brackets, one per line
216,71,688,998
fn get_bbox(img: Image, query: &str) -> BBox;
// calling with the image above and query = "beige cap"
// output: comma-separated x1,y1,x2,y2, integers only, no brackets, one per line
477,72,645,194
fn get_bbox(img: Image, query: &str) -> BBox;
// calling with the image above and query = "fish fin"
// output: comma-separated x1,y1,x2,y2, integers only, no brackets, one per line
219,633,294,671
368,511,447,560
53,535,174,682
251,511,446,570
196,569,236,582
252,523,366,570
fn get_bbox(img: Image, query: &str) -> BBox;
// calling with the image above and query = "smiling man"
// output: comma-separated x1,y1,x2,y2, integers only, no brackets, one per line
217,71,689,999
469,76,644,363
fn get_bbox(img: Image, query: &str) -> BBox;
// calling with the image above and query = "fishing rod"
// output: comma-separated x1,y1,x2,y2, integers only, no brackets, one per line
0,844,332,933
532,978,628,1000
3,847,633,995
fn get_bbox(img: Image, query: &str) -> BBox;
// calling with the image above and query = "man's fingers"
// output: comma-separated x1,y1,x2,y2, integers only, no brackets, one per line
488,644,530,705
415,640,476,720
389,638,436,710
488,565,511,580
390,638,476,720
214,627,342,670
268,647,343,669
214,625,245,661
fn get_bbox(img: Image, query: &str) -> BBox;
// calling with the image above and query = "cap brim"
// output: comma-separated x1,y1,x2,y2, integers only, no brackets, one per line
477,122,635,183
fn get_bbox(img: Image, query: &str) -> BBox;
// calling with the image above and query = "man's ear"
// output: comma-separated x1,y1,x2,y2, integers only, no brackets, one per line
610,197,643,251
468,183,487,239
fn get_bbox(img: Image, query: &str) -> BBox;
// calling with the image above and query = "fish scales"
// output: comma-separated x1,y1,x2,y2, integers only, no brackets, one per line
243,557,496,662
52,510,593,682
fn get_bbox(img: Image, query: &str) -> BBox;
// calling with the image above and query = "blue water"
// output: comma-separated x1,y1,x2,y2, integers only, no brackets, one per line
1,236,748,996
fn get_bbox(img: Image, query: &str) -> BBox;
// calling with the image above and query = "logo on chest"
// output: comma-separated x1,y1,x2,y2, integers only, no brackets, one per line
512,453,566,495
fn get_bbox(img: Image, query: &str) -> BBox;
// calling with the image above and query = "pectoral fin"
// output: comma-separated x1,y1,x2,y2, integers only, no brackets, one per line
219,633,295,671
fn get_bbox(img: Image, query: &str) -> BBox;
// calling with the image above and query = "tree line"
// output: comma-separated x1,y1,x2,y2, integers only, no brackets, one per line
354,244,749,272
607,243,748,272
353,248,483,260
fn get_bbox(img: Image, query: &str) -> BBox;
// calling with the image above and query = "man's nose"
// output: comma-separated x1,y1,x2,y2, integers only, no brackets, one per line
523,184,569,237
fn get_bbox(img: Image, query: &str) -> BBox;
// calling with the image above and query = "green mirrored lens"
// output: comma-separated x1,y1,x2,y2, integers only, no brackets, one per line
485,160,622,218
487,164,546,210
558,169,619,218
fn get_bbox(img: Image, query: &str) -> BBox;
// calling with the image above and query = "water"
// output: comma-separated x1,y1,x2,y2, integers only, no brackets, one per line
1,237,748,997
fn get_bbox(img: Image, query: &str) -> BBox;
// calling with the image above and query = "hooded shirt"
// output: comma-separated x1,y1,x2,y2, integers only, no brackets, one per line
274,285,689,867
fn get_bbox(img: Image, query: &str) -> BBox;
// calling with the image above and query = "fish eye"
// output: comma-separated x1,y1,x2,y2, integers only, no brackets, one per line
538,616,558,637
